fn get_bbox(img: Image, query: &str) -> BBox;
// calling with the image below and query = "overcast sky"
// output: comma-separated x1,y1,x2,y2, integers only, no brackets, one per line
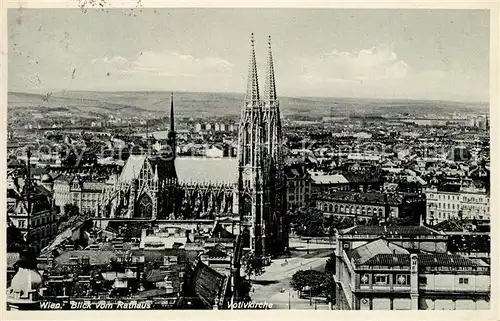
8,8,489,101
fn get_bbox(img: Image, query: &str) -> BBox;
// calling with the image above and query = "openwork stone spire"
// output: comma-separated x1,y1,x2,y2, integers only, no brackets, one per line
245,33,260,107
263,35,277,107
170,92,175,133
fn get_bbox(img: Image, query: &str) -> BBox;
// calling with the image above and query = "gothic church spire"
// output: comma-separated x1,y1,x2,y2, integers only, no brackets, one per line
245,33,260,107
168,92,176,159
263,35,277,107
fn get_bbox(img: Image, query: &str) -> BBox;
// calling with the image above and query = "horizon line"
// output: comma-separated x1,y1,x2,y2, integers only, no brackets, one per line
7,89,489,105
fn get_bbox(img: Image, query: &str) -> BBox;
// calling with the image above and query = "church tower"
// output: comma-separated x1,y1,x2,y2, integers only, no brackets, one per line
238,33,267,255
168,92,177,160
262,35,287,254
237,34,286,256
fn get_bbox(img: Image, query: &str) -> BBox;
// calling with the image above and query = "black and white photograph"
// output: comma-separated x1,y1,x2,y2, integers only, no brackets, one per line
3,2,495,314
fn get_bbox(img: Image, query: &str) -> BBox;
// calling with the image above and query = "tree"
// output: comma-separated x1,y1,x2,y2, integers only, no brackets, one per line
291,207,326,237
236,279,252,302
241,253,265,282
62,203,80,219
290,270,335,302
324,215,355,233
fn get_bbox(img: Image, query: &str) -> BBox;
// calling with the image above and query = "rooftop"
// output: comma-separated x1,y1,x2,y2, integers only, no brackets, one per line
175,157,237,185
340,225,442,236
348,238,409,264
318,191,408,206
361,253,486,268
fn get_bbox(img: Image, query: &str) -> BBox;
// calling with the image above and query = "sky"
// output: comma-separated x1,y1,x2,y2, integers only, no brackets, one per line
8,8,490,101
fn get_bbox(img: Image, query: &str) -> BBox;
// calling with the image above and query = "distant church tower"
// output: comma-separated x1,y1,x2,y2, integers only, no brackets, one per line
237,34,287,256
168,92,177,159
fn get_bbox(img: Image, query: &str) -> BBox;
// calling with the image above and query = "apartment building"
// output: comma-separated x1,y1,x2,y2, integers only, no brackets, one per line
53,175,107,215
7,185,59,253
285,164,312,209
315,191,425,223
425,185,490,225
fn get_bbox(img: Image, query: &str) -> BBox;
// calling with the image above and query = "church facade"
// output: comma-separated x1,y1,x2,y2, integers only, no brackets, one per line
97,34,287,256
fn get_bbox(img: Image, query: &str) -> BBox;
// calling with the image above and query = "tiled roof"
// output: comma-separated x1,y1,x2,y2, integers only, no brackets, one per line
54,174,75,184
348,238,409,264
361,253,484,268
136,288,173,298
341,225,441,236
318,191,408,205
145,269,169,282
193,261,226,308
175,157,237,185
343,172,382,183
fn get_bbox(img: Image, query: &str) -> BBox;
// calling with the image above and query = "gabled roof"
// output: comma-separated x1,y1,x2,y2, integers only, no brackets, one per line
145,269,169,282
119,155,147,183
347,238,409,264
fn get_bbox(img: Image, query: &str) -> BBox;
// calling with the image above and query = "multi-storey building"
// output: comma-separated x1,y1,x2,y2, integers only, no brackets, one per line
315,191,425,223
284,164,311,209
53,175,107,216
7,184,59,253
334,237,490,310
425,185,490,225
310,172,382,198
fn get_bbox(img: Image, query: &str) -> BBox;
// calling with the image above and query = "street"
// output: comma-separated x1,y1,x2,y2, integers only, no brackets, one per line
249,248,332,310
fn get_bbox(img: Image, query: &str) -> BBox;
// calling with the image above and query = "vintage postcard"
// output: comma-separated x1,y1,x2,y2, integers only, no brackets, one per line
1,1,498,320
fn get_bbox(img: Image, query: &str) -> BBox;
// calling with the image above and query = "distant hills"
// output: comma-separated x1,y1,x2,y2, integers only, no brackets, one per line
8,91,489,120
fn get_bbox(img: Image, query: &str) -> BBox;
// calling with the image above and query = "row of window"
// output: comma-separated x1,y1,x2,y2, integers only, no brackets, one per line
319,203,386,216
429,211,487,220
428,202,460,210
17,214,56,229
360,274,470,286
32,224,57,239
427,193,488,204
360,274,410,286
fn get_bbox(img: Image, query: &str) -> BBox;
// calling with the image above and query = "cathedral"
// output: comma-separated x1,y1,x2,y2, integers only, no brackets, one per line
97,34,287,255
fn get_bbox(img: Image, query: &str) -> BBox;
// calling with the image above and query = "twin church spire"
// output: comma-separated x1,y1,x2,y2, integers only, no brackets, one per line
244,33,278,108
